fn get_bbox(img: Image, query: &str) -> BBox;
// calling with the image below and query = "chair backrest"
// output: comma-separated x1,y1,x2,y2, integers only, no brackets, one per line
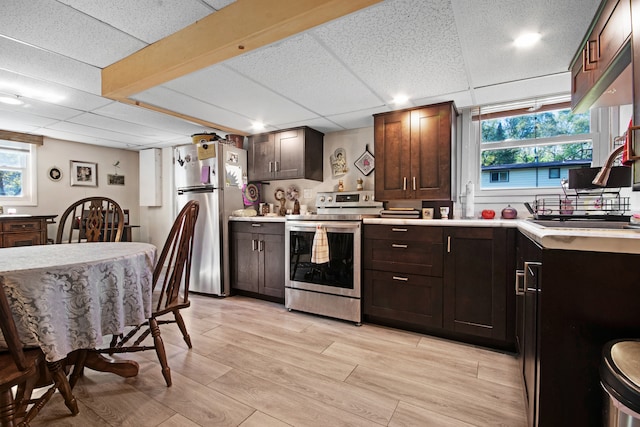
153,200,199,312
0,281,29,371
56,197,125,243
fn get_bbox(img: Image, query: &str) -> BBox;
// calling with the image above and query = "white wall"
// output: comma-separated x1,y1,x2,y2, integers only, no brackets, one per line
139,147,176,247
14,137,141,241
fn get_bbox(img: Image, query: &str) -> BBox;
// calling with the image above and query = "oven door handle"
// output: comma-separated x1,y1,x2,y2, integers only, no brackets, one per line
287,222,361,232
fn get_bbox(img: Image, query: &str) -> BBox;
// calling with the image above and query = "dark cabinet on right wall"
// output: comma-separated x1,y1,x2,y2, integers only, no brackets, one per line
373,101,456,201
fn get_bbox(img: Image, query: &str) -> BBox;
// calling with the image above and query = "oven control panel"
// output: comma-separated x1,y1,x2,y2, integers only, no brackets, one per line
316,191,381,208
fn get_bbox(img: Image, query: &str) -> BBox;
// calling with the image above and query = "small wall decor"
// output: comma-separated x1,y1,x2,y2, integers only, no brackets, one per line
331,148,348,177
70,161,97,187
47,166,62,182
107,174,125,185
354,144,375,176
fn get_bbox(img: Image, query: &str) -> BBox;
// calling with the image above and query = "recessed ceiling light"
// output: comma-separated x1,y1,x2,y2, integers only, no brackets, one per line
0,95,24,105
251,121,265,131
514,32,541,48
392,95,409,105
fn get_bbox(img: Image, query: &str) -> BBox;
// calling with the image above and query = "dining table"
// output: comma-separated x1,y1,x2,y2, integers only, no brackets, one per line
0,241,156,378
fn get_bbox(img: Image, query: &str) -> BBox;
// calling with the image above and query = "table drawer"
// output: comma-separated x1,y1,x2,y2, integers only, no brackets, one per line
2,220,42,232
3,231,42,247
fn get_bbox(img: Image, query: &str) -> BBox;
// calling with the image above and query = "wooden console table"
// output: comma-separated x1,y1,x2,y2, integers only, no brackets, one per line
0,214,56,248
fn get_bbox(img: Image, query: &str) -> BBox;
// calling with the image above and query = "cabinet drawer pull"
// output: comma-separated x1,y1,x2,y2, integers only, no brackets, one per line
391,228,407,232
251,223,262,227
391,244,408,249
392,276,409,282
515,269,525,296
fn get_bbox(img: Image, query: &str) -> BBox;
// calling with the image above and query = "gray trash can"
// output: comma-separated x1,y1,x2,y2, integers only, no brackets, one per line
601,339,640,427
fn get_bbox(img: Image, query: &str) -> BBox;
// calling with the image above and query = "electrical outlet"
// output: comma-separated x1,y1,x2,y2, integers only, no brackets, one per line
303,189,312,199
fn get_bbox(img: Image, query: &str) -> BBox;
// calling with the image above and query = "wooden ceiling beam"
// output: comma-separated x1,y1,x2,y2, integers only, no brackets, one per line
102,0,382,100
0,130,43,145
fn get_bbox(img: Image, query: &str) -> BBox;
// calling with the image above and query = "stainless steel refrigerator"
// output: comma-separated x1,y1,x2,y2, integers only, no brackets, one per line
174,142,247,296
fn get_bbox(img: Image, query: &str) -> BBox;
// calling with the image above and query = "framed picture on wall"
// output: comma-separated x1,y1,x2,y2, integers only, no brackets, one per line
107,174,125,185
70,161,97,187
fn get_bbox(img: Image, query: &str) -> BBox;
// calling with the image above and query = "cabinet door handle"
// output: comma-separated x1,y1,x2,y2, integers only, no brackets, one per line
447,236,451,253
268,162,273,173
403,177,407,191
259,240,264,251
252,239,258,251
392,276,409,282
412,176,416,191
391,244,408,248
524,261,542,293
274,161,280,172
515,269,525,296
391,228,407,232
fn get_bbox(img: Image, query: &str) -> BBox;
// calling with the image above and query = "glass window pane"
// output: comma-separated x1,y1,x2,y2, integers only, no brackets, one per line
0,170,23,196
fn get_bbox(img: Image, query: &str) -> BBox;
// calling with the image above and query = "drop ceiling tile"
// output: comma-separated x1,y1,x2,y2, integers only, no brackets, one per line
0,99,81,122
135,81,317,132
0,37,101,95
0,0,146,68
46,121,160,145
312,0,469,101
67,112,187,142
0,107,61,128
452,0,600,88
201,0,236,10
93,102,219,137
57,0,215,44
225,33,384,116
325,105,392,130
40,128,136,150
412,91,474,109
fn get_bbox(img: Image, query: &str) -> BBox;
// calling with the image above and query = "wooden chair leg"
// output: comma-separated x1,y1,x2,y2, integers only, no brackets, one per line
0,389,17,427
149,318,171,387
46,361,79,415
69,350,88,390
173,310,192,349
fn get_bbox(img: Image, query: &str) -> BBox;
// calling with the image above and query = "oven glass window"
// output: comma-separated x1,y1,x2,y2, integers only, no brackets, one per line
289,230,354,289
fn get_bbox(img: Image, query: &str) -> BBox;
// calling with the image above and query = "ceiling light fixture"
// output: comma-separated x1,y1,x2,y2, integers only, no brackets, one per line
514,32,541,48
0,94,24,105
392,95,409,105
251,121,265,131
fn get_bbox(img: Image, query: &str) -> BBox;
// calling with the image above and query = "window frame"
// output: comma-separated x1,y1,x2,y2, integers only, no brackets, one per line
0,140,38,206
459,102,609,205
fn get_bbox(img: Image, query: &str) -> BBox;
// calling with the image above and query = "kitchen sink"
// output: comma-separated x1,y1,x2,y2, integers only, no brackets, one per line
528,219,634,230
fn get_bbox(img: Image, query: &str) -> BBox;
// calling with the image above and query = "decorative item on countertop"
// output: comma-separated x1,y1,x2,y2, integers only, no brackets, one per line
331,148,348,177
286,186,300,215
501,205,518,219
481,209,496,219
338,180,344,192
464,181,474,218
242,183,260,208
354,144,375,176
356,177,364,191
439,206,450,219
275,188,287,216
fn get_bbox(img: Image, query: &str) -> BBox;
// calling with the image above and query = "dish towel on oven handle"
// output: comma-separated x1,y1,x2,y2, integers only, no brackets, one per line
311,225,330,264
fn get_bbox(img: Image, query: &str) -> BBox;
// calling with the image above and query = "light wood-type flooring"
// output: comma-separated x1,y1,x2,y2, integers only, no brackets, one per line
32,294,526,426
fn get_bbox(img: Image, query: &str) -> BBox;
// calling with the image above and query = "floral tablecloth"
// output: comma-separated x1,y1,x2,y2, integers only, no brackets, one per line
0,242,156,362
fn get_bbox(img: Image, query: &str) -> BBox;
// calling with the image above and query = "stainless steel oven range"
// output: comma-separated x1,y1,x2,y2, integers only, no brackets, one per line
284,191,382,324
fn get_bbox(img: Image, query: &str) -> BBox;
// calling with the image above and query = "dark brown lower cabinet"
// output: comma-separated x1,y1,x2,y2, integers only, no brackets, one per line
230,221,285,302
516,231,640,427
443,227,516,346
363,224,516,351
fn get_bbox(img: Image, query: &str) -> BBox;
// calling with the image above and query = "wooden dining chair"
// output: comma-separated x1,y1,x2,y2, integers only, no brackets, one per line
73,201,200,387
0,282,79,426
55,197,125,243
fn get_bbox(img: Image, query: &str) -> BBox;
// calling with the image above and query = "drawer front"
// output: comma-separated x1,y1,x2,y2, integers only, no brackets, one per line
364,224,442,243
231,221,284,235
3,231,42,247
2,220,42,232
363,269,443,328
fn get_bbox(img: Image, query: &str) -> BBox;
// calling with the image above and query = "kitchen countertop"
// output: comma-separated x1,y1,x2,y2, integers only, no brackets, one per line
229,215,640,254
